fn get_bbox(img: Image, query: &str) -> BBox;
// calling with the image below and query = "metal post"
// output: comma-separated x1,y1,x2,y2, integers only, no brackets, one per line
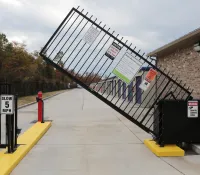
10,114,14,152
0,113,1,145
6,115,11,153
38,91,43,122
15,95,18,147
37,91,44,123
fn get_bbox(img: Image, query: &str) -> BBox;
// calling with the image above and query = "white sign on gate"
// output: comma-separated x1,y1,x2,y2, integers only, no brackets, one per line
0,95,14,114
139,79,151,91
188,101,198,118
82,26,100,45
112,52,142,84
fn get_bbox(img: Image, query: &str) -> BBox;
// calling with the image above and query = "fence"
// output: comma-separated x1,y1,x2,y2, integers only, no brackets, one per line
0,81,77,97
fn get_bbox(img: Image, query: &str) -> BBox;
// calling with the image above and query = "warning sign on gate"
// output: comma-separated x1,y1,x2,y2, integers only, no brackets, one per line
139,68,157,91
145,68,157,82
112,52,142,84
82,26,100,45
105,42,121,60
188,101,198,118
0,95,14,114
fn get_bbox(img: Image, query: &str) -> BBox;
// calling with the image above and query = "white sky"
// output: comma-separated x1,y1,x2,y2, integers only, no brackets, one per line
0,0,200,54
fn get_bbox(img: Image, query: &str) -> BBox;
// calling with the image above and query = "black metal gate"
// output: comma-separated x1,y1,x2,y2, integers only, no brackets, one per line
40,7,193,139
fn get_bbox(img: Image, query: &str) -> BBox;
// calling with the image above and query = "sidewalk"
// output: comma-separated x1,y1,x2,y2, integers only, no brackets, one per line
11,89,200,175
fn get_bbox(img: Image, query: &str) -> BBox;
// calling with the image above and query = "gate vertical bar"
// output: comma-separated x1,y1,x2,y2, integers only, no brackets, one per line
15,95,18,146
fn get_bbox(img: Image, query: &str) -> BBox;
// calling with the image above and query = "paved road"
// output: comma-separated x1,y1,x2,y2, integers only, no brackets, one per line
11,89,200,175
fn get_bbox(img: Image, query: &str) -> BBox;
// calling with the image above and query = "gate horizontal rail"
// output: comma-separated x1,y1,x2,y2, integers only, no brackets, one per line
40,7,193,138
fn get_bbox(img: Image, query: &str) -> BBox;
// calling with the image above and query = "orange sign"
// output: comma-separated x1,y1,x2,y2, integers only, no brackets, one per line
145,68,157,82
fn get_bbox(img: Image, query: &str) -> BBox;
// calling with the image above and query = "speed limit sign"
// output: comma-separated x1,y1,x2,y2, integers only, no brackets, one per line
0,95,14,114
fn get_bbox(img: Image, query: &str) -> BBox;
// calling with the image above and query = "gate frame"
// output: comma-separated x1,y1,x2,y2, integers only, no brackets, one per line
40,7,193,136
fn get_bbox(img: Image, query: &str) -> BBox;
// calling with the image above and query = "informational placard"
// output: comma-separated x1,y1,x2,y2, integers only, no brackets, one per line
188,101,198,118
54,51,64,62
0,95,14,114
105,42,121,60
139,68,157,91
82,26,100,45
112,52,142,84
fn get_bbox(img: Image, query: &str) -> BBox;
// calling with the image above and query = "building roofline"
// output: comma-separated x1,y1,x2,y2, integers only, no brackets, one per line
147,27,200,57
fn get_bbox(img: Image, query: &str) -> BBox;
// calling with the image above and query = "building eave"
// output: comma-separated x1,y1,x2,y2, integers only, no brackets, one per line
147,27,200,58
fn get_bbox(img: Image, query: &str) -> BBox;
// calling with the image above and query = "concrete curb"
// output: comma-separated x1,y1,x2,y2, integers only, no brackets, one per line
0,122,52,175
144,139,185,157
18,90,68,109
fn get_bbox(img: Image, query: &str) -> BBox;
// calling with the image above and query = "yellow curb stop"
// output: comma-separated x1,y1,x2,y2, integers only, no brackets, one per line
144,139,184,157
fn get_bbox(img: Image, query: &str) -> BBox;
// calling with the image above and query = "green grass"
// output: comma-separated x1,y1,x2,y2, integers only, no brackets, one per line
18,90,67,107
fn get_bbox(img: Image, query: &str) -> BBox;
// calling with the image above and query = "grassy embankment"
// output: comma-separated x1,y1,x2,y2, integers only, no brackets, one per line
18,90,67,106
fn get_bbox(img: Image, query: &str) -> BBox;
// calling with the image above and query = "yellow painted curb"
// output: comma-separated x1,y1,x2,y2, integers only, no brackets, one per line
144,139,184,157
0,122,52,175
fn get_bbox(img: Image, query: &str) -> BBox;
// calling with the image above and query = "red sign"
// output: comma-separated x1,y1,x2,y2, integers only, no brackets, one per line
145,68,157,82
188,102,198,106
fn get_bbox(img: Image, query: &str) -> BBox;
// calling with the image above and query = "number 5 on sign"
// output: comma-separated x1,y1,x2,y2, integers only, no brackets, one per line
0,95,14,114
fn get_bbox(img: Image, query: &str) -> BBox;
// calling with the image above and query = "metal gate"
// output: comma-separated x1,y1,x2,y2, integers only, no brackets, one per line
40,7,193,139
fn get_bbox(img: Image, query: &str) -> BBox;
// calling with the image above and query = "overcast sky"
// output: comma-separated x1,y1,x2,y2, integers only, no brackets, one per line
1,0,200,54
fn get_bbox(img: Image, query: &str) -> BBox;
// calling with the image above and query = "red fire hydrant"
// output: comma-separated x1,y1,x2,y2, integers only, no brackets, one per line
36,91,44,123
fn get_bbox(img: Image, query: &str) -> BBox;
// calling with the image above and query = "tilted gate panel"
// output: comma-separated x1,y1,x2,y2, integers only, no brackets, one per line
40,7,193,139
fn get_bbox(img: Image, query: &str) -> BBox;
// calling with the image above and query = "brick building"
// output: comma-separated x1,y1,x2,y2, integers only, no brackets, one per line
148,28,200,98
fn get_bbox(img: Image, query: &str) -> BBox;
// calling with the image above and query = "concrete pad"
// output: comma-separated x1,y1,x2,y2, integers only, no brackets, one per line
86,144,182,175
12,144,182,175
11,145,88,175
162,155,200,175
38,121,141,145
10,89,200,175
112,111,153,142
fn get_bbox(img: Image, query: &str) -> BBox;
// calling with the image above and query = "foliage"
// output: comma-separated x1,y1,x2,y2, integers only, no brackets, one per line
0,33,102,94
0,33,71,85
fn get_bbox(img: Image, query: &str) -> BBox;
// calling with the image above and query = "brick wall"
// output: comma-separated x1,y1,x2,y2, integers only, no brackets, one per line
157,46,200,98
